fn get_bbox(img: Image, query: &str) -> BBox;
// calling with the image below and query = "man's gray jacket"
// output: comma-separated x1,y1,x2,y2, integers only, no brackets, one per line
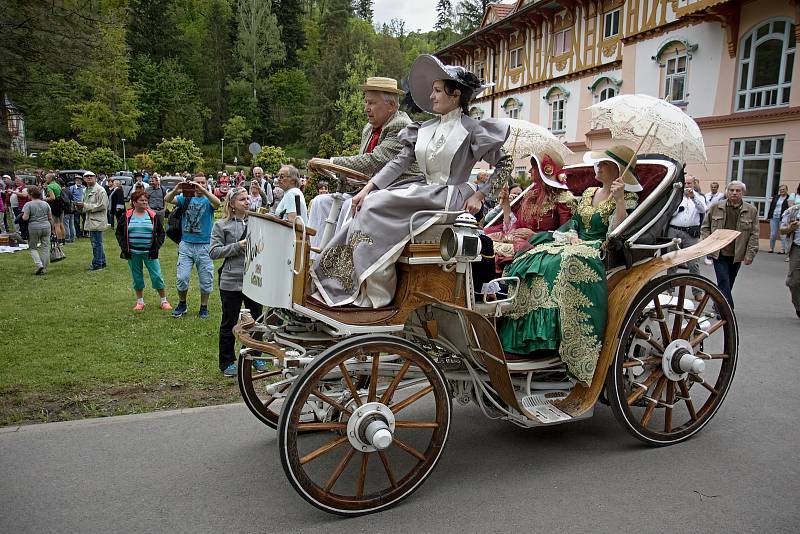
331,111,423,186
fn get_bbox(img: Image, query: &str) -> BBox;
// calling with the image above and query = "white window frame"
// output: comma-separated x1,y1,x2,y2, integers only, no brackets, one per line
553,28,572,56
736,19,795,111
603,9,620,39
728,135,784,218
551,98,565,133
664,51,688,103
503,98,521,119
598,87,617,102
509,46,523,69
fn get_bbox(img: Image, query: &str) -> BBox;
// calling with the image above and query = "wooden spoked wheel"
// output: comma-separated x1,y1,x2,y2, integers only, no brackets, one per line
607,274,738,446
278,335,451,516
237,351,290,429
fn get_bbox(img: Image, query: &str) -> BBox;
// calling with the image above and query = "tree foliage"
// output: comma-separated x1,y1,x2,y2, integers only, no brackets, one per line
316,133,339,158
273,0,305,67
252,145,286,174
70,25,142,149
41,139,90,170
151,137,204,173
198,0,234,141
334,49,376,151
236,0,285,99
134,152,156,171
223,115,253,159
87,147,124,174
456,0,495,34
354,0,373,22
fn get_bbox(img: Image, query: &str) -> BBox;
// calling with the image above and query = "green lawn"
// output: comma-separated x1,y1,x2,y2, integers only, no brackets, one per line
0,226,242,426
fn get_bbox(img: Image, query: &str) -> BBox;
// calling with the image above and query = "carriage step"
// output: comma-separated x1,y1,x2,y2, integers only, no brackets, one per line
520,393,572,423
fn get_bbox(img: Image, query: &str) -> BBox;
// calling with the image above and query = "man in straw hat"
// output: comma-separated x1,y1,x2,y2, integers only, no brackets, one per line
307,77,423,252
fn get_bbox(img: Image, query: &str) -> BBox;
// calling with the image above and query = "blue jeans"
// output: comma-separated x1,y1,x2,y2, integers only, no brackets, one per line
769,217,788,252
89,230,106,268
64,213,75,241
712,255,742,308
176,241,214,294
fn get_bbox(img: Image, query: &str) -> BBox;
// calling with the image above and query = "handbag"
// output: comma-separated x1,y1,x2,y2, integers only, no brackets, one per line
166,197,188,244
50,241,65,262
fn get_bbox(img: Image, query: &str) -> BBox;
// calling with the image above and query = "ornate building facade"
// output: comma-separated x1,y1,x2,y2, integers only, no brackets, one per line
437,0,800,219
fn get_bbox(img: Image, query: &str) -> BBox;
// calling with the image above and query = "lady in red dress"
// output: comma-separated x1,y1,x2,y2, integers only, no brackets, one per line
485,150,575,271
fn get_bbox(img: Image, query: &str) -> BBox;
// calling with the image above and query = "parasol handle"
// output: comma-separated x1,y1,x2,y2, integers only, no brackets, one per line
620,122,656,180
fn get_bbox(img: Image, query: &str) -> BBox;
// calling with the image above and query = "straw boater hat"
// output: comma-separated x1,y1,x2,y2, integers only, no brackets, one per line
360,77,404,95
531,150,569,189
583,144,642,192
408,54,493,114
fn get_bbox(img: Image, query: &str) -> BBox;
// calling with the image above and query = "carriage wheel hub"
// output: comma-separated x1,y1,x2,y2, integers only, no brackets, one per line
346,402,396,452
662,339,705,381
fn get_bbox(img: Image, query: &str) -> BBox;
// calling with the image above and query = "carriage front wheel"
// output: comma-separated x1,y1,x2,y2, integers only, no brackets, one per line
278,335,451,515
607,274,738,446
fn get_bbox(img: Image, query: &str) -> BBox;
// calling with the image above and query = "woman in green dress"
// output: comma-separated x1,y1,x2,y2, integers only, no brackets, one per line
498,145,642,386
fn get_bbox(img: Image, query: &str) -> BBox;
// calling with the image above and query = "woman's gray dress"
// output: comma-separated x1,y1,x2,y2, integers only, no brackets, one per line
311,108,512,307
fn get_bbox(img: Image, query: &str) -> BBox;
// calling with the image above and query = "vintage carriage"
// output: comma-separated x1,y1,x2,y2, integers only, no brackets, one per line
233,156,738,516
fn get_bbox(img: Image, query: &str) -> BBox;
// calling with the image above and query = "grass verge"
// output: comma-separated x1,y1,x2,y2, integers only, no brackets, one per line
0,227,242,426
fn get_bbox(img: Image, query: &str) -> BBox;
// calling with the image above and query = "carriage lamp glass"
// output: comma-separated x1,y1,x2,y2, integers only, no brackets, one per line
440,213,482,263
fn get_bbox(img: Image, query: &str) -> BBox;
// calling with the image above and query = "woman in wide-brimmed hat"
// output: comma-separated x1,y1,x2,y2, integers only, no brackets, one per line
497,144,640,387
311,54,513,308
485,149,577,270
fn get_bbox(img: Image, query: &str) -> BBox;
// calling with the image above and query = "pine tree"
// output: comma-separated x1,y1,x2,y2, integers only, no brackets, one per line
456,0,495,34
273,0,306,68
355,0,373,22
236,0,286,99
127,0,181,61
435,0,453,31
198,0,235,142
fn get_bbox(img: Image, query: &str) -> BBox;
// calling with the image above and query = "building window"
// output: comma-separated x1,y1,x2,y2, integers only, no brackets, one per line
502,97,522,119
509,47,523,69
551,98,565,132
554,28,573,56
598,87,617,102
604,9,620,39
737,19,795,111
664,52,688,103
475,61,485,82
589,76,622,103
728,135,784,217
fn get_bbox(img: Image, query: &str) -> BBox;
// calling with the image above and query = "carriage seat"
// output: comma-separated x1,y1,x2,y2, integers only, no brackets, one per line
561,155,684,271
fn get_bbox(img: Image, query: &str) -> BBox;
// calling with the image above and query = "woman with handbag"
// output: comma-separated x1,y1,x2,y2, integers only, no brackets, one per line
21,185,53,274
210,188,266,377
115,189,172,311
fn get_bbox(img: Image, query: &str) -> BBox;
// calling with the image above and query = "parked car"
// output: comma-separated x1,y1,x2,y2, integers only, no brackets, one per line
110,174,134,198
159,176,184,194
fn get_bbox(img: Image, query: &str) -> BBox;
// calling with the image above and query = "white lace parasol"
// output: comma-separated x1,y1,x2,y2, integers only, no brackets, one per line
499,118,573,160
587,94,707,164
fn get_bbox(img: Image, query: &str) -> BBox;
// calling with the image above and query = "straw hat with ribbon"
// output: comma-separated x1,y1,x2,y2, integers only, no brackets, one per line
408,54,493,114
359,77,404,95
583,145,642,192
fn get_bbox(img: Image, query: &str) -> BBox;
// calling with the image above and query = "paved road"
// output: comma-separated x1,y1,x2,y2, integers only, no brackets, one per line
2,255,799,533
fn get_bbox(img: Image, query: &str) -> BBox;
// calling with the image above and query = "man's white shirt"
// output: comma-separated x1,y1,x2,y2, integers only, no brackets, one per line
671,193,707,226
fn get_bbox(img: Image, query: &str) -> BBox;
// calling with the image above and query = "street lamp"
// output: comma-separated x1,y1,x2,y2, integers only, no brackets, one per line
221,137,225,168
121,138,127,171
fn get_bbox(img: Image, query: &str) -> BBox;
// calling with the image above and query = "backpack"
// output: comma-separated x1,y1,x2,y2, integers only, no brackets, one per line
166,197,188,244
61,187,74,213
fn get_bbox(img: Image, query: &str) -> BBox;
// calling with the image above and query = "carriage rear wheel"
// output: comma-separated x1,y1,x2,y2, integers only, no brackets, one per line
237,351,289,429
607,274,738,446
278,335,451,516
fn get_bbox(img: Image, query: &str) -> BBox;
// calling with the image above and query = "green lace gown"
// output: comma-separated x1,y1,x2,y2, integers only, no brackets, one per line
498,187,638,385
